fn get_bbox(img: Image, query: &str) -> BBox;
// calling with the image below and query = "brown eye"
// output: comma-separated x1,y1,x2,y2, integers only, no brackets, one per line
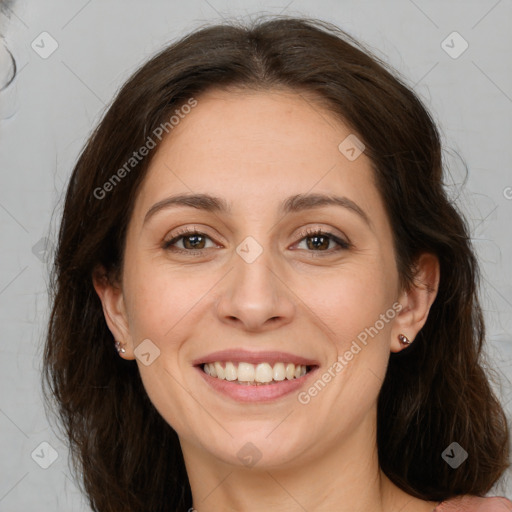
305,233,331,251
295,229,351,254
180,234,207,250
163,229,216,253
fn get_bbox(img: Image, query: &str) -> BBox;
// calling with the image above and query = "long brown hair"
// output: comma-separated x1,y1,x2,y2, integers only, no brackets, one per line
43,15,510,512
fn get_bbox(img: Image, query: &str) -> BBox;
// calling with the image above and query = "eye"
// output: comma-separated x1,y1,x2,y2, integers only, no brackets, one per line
294,228,351,254
162,226,351,256
163,227,218,254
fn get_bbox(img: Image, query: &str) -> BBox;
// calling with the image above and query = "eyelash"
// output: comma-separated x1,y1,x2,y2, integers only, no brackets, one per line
162,226,351,256
298,227,351,253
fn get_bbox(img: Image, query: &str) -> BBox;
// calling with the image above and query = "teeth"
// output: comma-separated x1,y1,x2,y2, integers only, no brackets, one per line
214,362,225,380
203,361,309,384
224,362,237,381
273,362,285,381
237,362,255,382
255,363,273,383
209,363,217,378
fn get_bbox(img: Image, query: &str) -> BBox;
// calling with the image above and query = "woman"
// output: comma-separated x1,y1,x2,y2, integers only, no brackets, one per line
43,15,512,512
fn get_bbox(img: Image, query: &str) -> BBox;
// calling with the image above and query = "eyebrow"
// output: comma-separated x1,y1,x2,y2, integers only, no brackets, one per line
143,192,372,228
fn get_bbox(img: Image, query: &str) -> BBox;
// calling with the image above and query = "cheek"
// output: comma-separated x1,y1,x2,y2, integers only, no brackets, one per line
123,259,206,341
307,263,396,342
122,263,205,431
304,261,397,411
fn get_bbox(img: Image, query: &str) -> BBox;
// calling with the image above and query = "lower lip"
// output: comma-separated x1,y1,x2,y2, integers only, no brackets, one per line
195,366,319,402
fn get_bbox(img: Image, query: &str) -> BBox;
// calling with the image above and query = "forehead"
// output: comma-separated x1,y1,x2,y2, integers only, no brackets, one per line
159,87,355,171
132,88,387,229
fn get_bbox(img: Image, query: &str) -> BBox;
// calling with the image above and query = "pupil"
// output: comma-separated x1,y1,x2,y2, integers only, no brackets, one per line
308,235,328,250
185,235,204,249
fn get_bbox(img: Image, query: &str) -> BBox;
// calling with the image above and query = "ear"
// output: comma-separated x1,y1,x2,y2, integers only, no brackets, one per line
391,252,440,353
92,265,135,359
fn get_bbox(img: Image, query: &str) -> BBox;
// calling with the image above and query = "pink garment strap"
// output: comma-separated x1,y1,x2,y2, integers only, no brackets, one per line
434,496,512,512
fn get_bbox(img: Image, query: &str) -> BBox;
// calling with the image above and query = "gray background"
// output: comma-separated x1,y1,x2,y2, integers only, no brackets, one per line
0,0,511,510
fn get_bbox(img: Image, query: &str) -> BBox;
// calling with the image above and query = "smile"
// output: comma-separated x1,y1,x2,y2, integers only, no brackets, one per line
194,350,320,402
202,361,310,385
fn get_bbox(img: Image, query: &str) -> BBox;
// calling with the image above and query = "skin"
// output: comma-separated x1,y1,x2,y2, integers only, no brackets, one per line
94,88,440,512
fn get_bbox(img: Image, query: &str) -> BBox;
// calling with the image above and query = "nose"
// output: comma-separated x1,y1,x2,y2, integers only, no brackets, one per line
215,245,296,332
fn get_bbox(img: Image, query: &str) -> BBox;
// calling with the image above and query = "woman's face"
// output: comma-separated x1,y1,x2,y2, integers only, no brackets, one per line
103,88,416,470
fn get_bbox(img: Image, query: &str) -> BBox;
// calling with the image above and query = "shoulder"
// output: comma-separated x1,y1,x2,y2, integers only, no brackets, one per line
436,496,512,512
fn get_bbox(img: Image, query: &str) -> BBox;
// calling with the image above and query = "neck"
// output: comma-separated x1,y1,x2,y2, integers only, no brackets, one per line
180,409,435,512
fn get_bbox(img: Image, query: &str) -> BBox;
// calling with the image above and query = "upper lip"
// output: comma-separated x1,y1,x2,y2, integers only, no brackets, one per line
192,349,319,367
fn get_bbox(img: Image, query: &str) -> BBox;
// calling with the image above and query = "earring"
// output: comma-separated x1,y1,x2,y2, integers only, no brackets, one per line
398,333,412,345
115,341,126,354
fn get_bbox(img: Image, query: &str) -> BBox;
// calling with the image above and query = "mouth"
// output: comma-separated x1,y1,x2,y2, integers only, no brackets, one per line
201,361,314,385
193,350,320,402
